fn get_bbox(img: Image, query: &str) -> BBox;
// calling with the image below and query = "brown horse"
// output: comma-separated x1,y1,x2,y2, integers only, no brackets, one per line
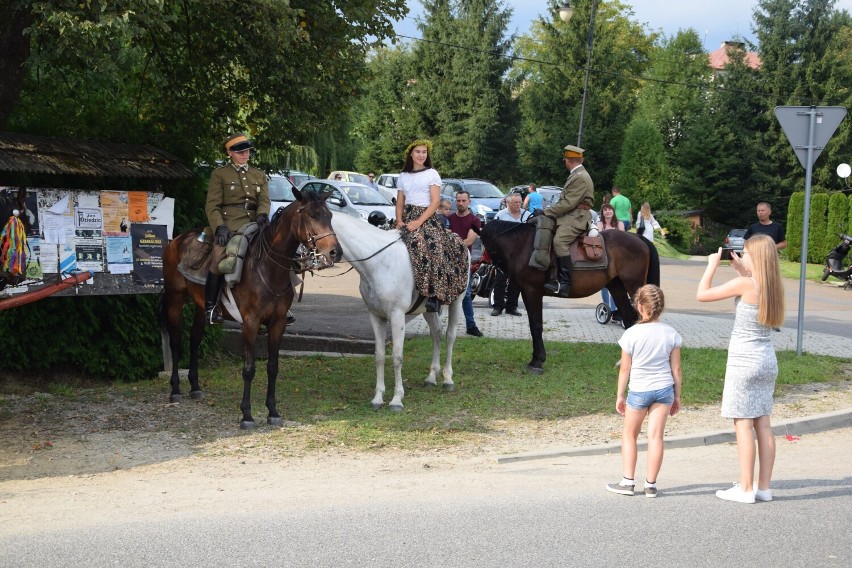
479,220,659,374
161,188,342,428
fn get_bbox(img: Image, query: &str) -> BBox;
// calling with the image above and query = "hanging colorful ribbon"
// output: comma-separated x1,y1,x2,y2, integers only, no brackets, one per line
1,215,28,276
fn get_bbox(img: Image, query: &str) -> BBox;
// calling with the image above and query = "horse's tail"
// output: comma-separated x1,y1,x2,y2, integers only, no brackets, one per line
641,236,660,286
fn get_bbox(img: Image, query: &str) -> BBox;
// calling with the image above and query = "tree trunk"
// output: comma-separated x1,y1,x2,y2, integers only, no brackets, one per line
0,5,33,129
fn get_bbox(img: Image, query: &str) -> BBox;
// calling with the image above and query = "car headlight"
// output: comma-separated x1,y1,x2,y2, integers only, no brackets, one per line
358,210,369,220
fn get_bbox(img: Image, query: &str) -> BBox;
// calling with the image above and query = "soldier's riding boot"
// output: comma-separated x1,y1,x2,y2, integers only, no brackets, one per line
544,256,572,298
204,271,225,325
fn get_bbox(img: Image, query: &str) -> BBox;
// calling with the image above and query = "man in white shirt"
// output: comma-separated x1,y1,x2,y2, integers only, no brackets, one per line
491,193,530,316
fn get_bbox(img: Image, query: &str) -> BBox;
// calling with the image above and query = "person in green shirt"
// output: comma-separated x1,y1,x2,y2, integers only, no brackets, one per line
610,186,632,231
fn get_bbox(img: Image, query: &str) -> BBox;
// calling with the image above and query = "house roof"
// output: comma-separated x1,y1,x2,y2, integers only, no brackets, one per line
0,131,194,179
708,41,761,71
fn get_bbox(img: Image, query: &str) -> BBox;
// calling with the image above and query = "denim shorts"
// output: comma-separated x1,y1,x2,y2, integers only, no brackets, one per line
626,385,674,410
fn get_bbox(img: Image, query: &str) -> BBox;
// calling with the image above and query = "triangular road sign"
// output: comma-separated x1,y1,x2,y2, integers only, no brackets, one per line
775,106,846,169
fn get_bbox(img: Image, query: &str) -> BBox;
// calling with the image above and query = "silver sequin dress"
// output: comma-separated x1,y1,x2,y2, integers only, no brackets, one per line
721,298,777,418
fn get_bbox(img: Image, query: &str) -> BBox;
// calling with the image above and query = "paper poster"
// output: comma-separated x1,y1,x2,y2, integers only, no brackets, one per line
75,229,105,273
101,191,129,236
149,197,175,239
74,208,103,230
106,235,133,274
128,191,150,222
131,223,168,284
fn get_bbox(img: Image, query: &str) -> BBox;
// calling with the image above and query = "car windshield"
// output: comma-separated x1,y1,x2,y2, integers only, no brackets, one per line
730,229,747,237
341,183,392,206
465,182,503,198
344,173,371,185
269,176,297,201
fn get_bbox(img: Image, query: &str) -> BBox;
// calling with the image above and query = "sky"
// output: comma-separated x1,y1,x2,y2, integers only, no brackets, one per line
396,0,852,52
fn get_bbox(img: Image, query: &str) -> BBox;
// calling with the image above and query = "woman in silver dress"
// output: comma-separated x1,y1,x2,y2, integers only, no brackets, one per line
696,234,785,504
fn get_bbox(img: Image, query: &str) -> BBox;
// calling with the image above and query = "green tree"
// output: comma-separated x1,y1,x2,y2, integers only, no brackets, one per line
513,0,655,190
6,0,406,168
637,29,713,150
613,116,671,209
403,0,518,181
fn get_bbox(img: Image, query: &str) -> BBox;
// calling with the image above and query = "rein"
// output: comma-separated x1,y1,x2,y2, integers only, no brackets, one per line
250,200,338,297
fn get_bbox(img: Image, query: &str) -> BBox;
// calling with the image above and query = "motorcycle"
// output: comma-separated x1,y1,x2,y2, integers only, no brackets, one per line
821,233,852,290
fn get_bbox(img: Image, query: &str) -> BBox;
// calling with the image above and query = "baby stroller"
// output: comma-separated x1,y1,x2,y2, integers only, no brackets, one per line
594,292,627,328
821,233,852,290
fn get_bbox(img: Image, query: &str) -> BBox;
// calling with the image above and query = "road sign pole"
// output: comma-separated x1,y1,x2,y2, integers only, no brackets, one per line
796,107,817,356
774,104,847,356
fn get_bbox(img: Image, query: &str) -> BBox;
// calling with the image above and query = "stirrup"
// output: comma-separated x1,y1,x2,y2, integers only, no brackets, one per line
206,307,223,325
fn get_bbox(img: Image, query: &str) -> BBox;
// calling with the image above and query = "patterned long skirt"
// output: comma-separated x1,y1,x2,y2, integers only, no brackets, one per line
400,205,469,304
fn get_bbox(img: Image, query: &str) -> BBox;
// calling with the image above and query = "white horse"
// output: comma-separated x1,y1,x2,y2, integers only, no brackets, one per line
330,213,468,410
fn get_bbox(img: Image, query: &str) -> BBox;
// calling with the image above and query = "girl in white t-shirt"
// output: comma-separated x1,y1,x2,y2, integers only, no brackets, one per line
606,284,682,498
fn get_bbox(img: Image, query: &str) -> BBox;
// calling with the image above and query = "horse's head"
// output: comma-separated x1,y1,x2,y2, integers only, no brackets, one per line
292,187,343,264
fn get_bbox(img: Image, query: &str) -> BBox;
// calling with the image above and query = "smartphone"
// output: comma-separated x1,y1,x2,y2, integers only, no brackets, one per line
720,248,733,261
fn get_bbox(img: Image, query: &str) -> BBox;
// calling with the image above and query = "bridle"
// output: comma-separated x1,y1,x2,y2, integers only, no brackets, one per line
251,200,339,296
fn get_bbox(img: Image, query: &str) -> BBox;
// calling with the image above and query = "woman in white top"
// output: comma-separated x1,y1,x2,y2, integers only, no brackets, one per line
635,202,662,242
395,140,468,312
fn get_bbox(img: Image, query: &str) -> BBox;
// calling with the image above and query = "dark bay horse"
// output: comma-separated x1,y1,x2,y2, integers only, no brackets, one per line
161,188,342,428
480,220,659,373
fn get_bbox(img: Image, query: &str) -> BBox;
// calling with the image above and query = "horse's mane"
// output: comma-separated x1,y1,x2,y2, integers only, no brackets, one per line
481,220,533,270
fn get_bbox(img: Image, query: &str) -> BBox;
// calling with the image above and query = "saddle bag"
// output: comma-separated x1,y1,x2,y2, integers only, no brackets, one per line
182,234,212,271
577,235,604,261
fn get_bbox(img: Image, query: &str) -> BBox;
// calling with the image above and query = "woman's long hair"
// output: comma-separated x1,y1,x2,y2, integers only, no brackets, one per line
745,234,784,328
640,202,652,219
599,203,619,229
401,143,434,173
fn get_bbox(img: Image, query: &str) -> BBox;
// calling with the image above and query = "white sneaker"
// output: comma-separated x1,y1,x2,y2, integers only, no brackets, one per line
716,483,755,504
755,488,773,502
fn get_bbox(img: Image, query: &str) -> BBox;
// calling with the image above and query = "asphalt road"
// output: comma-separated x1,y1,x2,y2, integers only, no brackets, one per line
2,428,850,567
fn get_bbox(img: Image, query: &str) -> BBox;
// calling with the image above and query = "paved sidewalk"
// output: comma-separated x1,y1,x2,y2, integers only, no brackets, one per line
405,302,852,356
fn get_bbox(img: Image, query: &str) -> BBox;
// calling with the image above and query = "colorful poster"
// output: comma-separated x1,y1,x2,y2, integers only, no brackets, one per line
131,223,167,284
101,191,129,236
128,191,150,222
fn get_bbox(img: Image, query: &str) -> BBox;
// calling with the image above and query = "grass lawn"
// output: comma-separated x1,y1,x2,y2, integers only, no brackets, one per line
151,337,849,451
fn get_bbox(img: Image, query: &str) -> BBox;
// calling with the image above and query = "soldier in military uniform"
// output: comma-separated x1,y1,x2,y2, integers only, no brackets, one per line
534,144,595,298
204,132,270,324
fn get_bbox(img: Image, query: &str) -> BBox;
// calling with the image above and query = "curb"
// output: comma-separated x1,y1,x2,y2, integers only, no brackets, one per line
496,408,852,464
221,328,375,358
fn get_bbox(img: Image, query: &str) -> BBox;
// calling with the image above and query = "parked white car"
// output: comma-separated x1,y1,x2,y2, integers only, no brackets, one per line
268,174,362,221
375,173,399,203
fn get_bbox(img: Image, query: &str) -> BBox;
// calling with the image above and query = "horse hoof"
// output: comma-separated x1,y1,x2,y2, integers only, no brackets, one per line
371,402,384,410
169,393,182,403
189,390,204,401
389,403,404,412
240,420,257,430
442,383,455,392
267,416,283,426
422,381,437,388
526,364,544,375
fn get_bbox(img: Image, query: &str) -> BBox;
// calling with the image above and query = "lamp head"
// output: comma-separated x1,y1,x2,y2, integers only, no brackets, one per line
559,2,574,23
838,163,851,180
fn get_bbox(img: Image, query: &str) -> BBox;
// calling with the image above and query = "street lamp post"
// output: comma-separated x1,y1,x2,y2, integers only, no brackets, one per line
559,1,598,147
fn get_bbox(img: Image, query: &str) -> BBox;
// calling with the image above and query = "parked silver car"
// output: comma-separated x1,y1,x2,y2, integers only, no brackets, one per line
299,179,396,224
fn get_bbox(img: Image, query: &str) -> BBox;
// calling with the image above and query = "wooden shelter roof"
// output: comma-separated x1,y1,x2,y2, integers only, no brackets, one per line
0,131,194,179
